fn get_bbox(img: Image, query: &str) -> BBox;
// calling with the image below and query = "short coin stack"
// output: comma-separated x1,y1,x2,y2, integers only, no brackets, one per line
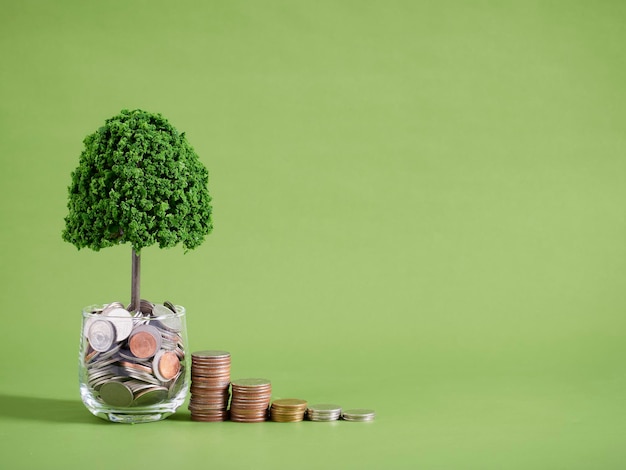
229,378,272,423
341,408,376,422
188,350,231,422
306,403,342,421
270,398,308,422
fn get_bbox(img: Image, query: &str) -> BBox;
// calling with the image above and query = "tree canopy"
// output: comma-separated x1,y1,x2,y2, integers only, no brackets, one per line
63,109,213,252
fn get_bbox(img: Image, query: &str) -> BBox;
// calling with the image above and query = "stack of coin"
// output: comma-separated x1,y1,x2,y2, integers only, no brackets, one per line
81,301,186,408
341,409,376,422
306,403,342,421
188,350,231,422
229,378,272,423
270,398,308,422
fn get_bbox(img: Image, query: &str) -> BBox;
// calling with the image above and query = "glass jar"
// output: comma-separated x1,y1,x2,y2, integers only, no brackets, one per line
78,302,189,423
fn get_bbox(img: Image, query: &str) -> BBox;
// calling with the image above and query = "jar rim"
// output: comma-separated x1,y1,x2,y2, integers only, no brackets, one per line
81,304,186,319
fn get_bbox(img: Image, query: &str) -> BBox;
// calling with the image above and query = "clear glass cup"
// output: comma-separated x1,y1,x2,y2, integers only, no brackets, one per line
78,302,189,423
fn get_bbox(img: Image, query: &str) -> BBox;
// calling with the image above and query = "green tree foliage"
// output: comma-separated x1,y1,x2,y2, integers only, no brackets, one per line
62,109,213,253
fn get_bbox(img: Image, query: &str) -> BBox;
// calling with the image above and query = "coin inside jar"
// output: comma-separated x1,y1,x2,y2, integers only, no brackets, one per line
101,307,133,342
129,325,162,359
153,350,180,381
99,381,134,407
87,319,116,352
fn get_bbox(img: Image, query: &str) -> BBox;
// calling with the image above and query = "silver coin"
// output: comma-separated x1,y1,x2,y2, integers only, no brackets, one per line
309,416,340,421
118,348,140,361
308,410,342,416
126,381,155,394
168,371,187,398
160,338,177,351
308,403,342,413
153,304,182,332
132,311,149,324
90,373,119,390
307,409,342,421
341,409,376,421
156,318,182,333
102,307,133,341
88,368,116,382
83,315,98,339
96,343,121,360
87,319,116,352
101,302,125,314
122,369,162,385
152,303,173,317
87,356,118,370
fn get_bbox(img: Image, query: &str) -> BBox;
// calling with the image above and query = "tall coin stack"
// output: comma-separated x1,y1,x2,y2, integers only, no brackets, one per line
188,350,231,422
229,378,272,423
270,398,308,422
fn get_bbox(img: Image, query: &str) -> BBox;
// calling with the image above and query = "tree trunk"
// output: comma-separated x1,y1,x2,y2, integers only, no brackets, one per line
130,248,141,312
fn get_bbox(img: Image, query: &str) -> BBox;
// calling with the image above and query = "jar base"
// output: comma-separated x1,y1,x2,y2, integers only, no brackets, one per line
107,412,167,423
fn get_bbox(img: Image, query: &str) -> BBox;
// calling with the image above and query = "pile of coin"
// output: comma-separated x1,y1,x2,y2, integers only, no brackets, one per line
341,409,376,422
306,403,342,421
270,398,308,422
188,350,231,422
229,378,272,423
82,301,186,408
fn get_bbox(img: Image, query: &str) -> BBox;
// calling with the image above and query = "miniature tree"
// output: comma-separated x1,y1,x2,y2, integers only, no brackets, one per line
62,109,213,311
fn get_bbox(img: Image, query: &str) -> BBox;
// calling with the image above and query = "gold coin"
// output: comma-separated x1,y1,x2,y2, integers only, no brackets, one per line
271,398,307,408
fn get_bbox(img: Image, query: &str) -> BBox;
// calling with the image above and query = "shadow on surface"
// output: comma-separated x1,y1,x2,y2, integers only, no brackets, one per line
0,394,107,424
167,409,191,422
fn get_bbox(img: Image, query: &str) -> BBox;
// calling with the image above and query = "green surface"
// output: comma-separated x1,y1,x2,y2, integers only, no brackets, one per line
1,1,625,468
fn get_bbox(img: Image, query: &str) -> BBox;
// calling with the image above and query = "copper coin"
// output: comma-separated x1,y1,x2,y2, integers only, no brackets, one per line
129,331,158,358
191,370,231,378
156,351,180,380
191,390,230,396
229,410,266,415
189,403,227,411
231,396,272,402
192,350,231,359
190,396,229,403
190,410,229,416
192,358,230,363
231,389,272,395
191,402,229,408
191,416,229,422
84,348,98,363
191,383,231,390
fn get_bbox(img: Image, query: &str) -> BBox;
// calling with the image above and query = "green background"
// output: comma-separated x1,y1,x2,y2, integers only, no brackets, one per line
1,1,625,468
